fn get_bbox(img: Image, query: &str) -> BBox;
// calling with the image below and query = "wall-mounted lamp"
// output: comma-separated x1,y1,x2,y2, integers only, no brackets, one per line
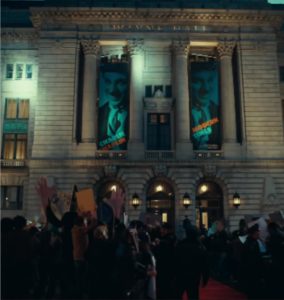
233,192,241,208
131,193,141,209
182,193,192,209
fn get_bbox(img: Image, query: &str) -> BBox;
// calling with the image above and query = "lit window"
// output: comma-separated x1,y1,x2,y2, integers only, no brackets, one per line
5,99,18,119
6,64,14,79
26,64,33,79
2,134,27,160
18,99,30,119
1,186,23,210
16,64,24,79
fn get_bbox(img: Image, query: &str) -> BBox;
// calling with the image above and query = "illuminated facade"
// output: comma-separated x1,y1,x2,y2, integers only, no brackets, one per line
1,0,284,235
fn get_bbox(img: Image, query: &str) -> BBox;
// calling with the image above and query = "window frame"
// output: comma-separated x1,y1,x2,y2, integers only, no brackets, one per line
4,98,30,120
1,186,23,210
5,63,33,80
2,133,28,160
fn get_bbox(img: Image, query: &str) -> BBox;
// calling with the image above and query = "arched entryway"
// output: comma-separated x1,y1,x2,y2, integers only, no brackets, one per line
146,179,175,228
195,180,223,229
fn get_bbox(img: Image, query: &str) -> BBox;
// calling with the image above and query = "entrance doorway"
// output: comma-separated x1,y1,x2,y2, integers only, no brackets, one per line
146,180,175,228
195,181,223,229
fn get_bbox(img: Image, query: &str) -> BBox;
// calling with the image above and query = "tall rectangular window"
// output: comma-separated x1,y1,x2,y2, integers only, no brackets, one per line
2,134,27,160
26,64,33,79
16,64,24,79
5,99,18,119
279,66,284,82
1,186,23,210
6,64,14,79
147,113,171,150
18,100,30,119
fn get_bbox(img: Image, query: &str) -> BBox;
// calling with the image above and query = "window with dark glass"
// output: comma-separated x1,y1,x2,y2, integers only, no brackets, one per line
6,64,14,79
1,186,23,210
26,64,33,79
279,66,284,82
16,64,24,79
147,113,171,150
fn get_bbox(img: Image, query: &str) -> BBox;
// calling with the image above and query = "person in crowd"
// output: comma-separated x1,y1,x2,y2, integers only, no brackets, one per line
209,220,230,279
86,224,115,299
71,215,89,298
60,212,77,298
265,222,284,299
1,218,15,299
9,216,33,298
112,223,137,299
153,223,176,299
174,225,209,300
240,223,264,299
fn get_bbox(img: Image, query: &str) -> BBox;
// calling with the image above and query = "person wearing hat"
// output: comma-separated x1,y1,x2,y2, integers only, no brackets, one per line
240,223,264,299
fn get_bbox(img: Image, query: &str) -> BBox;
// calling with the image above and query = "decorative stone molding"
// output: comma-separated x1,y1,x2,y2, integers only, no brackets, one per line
154,164,167,176
81,39,100,55
172,40,190,56
127,39,144,56
104,165,118,177
217,39,236,58
1,30,39,41
202,164,217,177
30,9,284,29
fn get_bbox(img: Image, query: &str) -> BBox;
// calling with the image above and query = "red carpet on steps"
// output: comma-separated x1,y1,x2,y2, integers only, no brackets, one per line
182,279,247,300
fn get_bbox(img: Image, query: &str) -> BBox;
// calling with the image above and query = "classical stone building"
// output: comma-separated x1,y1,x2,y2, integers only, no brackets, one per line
1,0,284,235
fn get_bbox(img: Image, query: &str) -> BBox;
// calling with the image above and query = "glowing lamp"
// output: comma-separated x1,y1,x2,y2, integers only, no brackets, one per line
182,193,192,209
233,192,241,208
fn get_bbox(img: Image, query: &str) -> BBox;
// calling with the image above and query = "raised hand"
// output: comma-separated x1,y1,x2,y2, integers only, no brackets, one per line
35,176,57,209
108,187,125,219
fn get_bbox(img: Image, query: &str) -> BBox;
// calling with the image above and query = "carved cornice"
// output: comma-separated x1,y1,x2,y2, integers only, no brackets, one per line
172,40,190,56
81,39,100,55
127,39,144,56
30,8,284,29
217,39,236,58
1,30,39,41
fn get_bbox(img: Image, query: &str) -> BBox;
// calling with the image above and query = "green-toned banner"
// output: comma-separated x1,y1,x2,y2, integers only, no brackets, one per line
98,63,129,150
190,61,221,150
3,120,28,133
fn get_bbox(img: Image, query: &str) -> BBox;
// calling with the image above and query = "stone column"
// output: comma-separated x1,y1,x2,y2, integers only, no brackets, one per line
81,39,100,143
172,40,193,159
127,39,145,159
217,40,238,147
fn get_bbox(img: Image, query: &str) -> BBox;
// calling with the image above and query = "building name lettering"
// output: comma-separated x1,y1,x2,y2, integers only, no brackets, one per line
111,24,207,32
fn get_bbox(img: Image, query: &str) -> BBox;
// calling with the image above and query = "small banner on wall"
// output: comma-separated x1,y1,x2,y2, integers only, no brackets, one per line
189,61,221,150
98,63,129,150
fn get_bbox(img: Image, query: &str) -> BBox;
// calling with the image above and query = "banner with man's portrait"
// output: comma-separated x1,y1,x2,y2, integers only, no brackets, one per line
189,61,221,150
98,63,129,150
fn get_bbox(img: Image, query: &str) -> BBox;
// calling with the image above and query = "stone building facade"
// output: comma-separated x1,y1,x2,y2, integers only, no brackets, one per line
1,1,284,235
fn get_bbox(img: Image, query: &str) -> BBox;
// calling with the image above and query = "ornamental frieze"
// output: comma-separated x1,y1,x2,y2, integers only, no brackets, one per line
1,30,39,41
30,8,283,29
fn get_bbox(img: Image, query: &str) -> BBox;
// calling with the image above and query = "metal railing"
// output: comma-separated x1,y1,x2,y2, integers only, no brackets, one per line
1,159,26,167
145,151,175,160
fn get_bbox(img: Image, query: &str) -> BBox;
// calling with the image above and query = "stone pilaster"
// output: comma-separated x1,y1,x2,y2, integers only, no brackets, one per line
217,39,240,157
81,39,100,144
127,39,145,160
172,40,193,160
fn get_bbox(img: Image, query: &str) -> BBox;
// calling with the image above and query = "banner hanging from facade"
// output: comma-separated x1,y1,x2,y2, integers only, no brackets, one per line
190,61,221,150
98,63,129,150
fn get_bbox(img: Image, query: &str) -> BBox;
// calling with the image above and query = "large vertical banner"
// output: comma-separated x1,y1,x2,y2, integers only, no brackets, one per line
98,63,129,150
190,61,221,150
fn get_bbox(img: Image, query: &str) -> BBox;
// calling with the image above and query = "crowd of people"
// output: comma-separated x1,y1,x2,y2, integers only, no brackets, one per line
1,213,284,300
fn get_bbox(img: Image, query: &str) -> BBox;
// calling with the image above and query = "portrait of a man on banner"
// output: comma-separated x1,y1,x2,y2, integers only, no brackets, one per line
98,63,129,150
190,61,221,150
